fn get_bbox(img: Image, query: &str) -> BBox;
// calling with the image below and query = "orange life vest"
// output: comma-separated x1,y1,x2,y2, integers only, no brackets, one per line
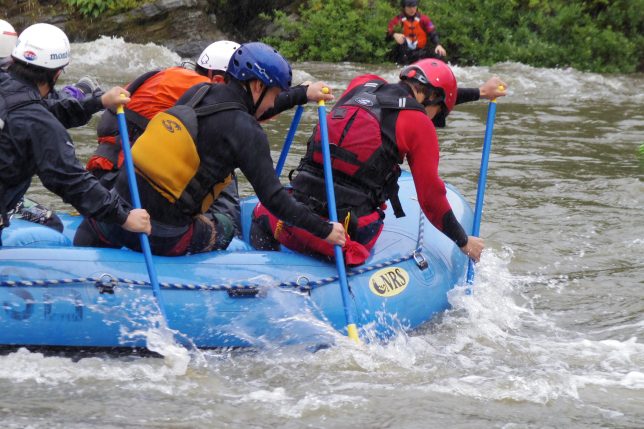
402,15,428,49
87,67,211,173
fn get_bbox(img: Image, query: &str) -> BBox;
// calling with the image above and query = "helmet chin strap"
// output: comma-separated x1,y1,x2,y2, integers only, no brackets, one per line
253,85,269,115
244,81,269,116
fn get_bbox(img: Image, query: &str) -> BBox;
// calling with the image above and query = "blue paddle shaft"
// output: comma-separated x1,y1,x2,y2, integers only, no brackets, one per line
276,105,304,177
116,110,168,319
466,100,498,285
317,103,358,333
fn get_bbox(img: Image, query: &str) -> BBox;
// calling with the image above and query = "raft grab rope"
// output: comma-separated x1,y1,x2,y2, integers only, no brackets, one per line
0,213,428,294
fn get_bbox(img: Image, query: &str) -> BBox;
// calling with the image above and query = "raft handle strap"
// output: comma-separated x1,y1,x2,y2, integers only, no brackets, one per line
226,287,260,298
413,251,428,270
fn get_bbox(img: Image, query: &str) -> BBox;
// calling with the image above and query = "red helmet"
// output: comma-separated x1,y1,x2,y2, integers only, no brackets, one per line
400,58,457,126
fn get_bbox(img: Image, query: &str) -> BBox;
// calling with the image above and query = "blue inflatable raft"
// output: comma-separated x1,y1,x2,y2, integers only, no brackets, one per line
0,172,473,350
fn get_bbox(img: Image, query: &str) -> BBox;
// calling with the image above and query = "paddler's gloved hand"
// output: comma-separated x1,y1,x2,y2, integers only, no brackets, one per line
61,76,104,101
75,76,103,97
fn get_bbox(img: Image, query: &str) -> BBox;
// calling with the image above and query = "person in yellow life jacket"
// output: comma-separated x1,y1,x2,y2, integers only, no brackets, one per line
73,42,346,256
386,0,446,65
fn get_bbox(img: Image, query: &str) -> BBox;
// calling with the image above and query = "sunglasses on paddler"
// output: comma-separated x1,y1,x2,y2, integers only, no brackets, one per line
421,88,445,108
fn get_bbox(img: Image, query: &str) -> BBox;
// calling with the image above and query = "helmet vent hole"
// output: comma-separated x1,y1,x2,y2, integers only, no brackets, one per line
246,61,253,70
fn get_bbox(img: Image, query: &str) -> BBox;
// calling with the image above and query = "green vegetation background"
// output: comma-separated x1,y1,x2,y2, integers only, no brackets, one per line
67,0,643,73
262,0,643,73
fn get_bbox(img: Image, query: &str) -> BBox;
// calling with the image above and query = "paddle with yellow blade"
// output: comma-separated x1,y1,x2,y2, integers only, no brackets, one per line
317,88,360,344
466,86,504,286
116,95,168,323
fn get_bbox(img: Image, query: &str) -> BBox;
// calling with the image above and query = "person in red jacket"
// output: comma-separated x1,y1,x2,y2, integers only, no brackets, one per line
386,0,446,65
251,58,484,266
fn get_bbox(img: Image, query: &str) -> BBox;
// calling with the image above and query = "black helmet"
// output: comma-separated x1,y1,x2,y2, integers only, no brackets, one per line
401,0,419,7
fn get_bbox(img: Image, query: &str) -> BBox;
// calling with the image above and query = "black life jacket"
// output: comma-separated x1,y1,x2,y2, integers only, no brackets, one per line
292,79,425,218
132,83,245,215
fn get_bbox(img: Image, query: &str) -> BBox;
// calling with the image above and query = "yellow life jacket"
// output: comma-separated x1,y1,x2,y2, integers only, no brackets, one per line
132,84,244,214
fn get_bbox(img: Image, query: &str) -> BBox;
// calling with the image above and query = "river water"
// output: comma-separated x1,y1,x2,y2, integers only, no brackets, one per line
1,37,642,428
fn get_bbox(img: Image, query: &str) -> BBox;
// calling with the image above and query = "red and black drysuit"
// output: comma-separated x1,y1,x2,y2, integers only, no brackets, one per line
386,11,441,65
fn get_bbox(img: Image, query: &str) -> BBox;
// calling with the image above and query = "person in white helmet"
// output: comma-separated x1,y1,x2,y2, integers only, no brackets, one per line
195,40,240,82
0,23,151,245
0,19,18,70
1,19,107,232
87,40,243,186
85,40,244,237
2,19,100,100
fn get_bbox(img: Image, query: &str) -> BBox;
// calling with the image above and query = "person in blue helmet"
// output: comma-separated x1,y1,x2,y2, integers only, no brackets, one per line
74,42,346,256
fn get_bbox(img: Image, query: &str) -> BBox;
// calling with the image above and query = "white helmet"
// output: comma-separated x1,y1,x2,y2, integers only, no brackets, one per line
12,23,70,69
197,40,240,72
0,19,18,58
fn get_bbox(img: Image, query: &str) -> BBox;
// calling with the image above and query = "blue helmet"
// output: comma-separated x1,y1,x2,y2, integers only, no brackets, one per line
227,42,292,90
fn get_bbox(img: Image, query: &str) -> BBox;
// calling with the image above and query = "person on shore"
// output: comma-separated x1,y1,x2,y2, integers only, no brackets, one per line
251,58,484,266
0,23,150,246
73,42,345,256
386,0,446,65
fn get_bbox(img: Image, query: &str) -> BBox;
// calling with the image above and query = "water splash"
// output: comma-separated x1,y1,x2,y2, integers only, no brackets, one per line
64,36,182,85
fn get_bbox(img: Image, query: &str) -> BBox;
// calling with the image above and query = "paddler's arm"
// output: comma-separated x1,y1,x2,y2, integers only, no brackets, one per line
258,82,334,121
456,77,508,105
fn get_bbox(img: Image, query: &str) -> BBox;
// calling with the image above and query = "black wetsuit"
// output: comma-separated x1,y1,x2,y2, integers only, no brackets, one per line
0,72,130,245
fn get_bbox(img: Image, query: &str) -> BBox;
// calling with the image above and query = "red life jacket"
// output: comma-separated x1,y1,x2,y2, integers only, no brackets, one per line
291,79,425,219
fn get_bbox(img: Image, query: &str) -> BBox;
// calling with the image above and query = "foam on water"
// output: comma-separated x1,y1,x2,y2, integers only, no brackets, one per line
62,36,182,85
407,249,643,404
0,348,197,394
